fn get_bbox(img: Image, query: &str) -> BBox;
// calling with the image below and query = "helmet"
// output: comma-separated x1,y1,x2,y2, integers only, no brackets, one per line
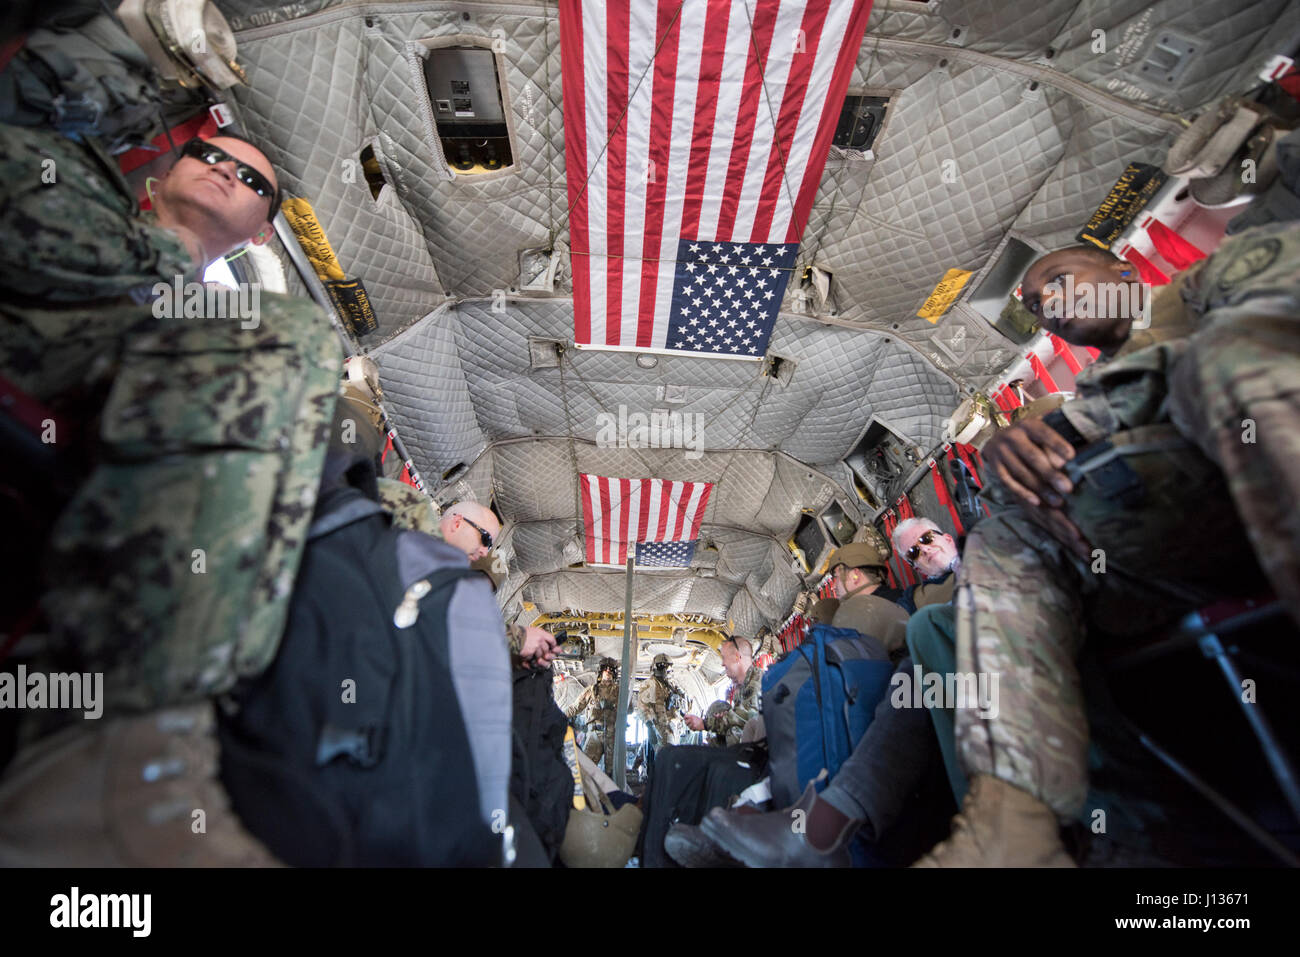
652,654,670,670
705,700,731,721
599,657,619,676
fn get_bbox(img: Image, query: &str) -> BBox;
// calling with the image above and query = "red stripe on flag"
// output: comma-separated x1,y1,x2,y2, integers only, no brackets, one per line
619,477,635,563
605,1,632,346
670,482,691,541
598,479,613,564
679,2,733,237
637,477,653,541
560,0,591,343
635,1,683,347
751,0,831,242
580,475,596,563
715,1,781,238
687,482,712,538
785,0,873,242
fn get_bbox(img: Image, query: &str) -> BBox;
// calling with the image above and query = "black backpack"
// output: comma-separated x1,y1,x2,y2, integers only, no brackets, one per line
218,489,502,867
509,666,573,863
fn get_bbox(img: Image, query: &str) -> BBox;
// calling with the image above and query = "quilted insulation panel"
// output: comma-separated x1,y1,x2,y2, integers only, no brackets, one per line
217,0,1299,626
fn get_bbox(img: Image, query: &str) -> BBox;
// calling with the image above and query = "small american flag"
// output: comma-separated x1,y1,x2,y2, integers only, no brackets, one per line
560,0,874,356
580,474,713,566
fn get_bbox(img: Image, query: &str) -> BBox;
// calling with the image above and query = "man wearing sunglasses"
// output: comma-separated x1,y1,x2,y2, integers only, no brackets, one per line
151,136,281,268
433,501,557,668
0,45,338,863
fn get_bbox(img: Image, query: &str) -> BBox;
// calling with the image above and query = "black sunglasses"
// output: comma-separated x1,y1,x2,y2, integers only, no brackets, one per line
462,516,494,550
905,530,940,564
181,139,279,216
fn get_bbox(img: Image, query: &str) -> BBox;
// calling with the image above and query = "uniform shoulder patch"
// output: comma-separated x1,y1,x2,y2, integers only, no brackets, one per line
1216,237,1281,290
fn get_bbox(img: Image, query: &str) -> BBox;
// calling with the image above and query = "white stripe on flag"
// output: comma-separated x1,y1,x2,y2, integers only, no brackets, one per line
650,2,707,349
694,7,753,241
764,0,853,242
583,2,609,344
732,0,805,240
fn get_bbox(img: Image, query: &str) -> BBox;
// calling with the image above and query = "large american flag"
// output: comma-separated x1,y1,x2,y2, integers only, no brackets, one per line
560,0,874,357
580,474,714,566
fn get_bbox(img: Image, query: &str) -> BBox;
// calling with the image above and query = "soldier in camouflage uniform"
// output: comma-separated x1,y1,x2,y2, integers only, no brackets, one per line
917,222,1300,866
0,116,342,718
637,653,686,751
0,99,341,863
573,658,622,774
685,637,761,747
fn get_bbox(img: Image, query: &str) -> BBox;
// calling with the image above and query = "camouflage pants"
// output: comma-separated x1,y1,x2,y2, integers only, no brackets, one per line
1168,312,1300,626
955,456,1264,819
953,511,1089,820
583,722,617,776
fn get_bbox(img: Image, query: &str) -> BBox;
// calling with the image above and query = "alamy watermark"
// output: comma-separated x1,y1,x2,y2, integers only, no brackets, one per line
50,887,150,937
1040,274,1151,330
0,666,103,719
595,405,704,460
151,278,261,330
890,664,999,719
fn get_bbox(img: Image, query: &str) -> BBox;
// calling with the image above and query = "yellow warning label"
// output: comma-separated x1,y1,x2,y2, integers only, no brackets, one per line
281,197,345,282
917,268,973,323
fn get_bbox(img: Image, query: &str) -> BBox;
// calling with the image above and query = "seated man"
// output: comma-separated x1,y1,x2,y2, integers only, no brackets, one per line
683,637,760,748
890,518,961,613
916,222,1300,866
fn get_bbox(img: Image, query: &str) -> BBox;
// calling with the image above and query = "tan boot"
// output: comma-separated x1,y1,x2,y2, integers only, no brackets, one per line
912,774,1075,868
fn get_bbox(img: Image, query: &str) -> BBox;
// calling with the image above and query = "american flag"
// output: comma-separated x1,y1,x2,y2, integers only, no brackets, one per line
580,474,714,566
560,0,874,357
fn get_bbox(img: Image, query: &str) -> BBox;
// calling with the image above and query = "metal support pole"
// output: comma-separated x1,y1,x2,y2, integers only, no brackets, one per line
1199,631,1300,827
614,555,635,790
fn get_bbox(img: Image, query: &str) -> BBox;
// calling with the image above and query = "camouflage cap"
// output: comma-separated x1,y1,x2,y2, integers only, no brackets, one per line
827,541,889,573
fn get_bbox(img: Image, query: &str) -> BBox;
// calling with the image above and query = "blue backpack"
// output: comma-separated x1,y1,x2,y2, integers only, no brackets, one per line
762,624,894,809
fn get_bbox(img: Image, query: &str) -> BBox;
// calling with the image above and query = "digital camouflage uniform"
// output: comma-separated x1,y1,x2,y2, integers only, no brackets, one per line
705,663,762,747
954,221,1300,820
0,120,341,718
377,477,441,537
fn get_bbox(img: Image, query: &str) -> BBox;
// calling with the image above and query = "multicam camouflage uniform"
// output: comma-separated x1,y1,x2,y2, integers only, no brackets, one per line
953,220,1300,820
705,663,762,747
576,665,621,774
637,666,685,746
0,120,341,718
